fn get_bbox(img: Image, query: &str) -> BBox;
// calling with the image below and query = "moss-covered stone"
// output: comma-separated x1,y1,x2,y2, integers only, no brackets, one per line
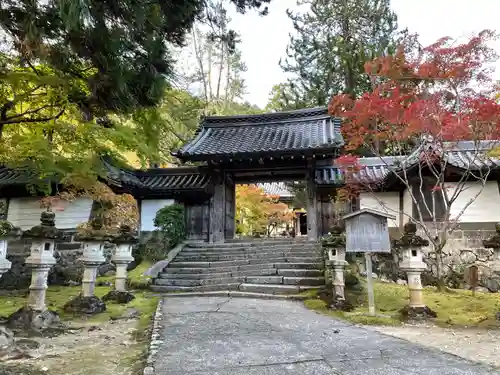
102,290,135,304
483,223,500,248
0,220,21,238
63,295,106,315
5,306,64,335
22,211,62,240
392,221,429,248
399,305,437,321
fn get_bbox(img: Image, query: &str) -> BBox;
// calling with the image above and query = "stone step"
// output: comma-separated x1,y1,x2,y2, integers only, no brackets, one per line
277,269,324,277
171,256,323,265
241,275,325,286
285,257,322,263
159,271,233,279
186,240,314,249
274,262,324,270
182,244,320,252
150,283,241,293
162,264,277,274
155,277,245,287
283,277,325,286
237,283,318,295
182,246,318,252
173,253,322,262
156,274,325,287
169,257,296,268
158,291,309,300
158,268,279,279
178,249,322,256
245,276,284,284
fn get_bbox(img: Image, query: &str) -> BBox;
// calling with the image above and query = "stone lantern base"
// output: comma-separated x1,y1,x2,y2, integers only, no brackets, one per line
63,295,106,315
102,290,135,304
5,306,65,335
317,284,354,312
399,305,437,321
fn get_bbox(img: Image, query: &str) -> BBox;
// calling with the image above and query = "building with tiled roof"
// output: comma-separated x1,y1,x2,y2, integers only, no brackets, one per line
2,107,500,241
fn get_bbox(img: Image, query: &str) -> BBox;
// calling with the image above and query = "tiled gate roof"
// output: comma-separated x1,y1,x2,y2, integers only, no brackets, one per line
175,107,344,161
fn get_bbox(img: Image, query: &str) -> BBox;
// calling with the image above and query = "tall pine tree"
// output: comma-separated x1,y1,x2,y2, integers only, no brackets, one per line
280,0,405,106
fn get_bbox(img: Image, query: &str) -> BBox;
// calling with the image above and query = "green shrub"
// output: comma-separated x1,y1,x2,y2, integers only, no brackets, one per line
137,230,170,262
153,203,186,248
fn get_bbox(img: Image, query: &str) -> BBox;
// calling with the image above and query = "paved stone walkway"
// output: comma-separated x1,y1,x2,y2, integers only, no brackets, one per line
153,297,500,375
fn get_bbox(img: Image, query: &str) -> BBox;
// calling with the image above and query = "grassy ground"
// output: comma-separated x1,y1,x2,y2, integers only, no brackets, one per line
0,261,156,323
0,261,158,375
301,280,500,328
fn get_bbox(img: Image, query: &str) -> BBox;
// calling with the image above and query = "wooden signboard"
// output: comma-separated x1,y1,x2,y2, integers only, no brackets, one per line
466,265,479,296
343,208,395,253
342,208,396,316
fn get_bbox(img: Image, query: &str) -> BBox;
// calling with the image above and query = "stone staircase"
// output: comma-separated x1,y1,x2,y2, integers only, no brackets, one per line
150,239,325,295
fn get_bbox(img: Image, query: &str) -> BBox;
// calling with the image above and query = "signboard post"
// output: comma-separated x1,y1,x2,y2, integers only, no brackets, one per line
365,253,376,316
466,264,479,297
342,208,396,317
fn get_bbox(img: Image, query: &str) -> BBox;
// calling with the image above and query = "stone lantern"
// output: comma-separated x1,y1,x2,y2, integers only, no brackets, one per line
63,218,111,315
320,225,352,311
22,211,63,311
393,222,437,319
322,226,347,299
103,224,138,304
0,220,22,278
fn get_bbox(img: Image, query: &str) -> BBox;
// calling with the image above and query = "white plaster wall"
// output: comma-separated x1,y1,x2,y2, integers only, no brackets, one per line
140,199,175,231
359,191,400,227
446,181,500,223
7,196,93,230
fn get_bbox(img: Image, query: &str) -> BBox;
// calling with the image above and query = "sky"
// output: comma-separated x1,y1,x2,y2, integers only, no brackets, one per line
227,0,500,108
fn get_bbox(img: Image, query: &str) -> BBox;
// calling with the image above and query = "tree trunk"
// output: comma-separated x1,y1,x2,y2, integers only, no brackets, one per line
192,29,209,103
434,244,448,292
216,39,225,101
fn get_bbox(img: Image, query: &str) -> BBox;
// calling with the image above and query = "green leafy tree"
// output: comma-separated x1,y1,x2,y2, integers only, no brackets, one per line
265,83,310,112
122,88,205,167
0,0,272,192
154,204,186,248
0,0,271,121
279,0,408,106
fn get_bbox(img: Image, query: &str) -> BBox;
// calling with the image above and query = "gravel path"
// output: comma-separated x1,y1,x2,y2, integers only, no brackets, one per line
372,324,500,368
152,297,500,375
1,319,143,375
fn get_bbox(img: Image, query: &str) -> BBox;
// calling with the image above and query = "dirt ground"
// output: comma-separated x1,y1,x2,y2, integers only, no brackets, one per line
1,318,146,375
372,323,500,368
2,312,500,374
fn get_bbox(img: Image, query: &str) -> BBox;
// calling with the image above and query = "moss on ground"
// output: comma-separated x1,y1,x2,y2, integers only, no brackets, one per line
0,261,155,323
97,261,153,290
0,261,158,374
301,280,500,328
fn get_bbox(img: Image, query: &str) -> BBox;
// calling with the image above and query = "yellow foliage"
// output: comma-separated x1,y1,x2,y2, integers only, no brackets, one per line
236,184,294,236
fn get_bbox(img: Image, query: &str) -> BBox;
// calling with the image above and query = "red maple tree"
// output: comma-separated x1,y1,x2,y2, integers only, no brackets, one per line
329,30,500,289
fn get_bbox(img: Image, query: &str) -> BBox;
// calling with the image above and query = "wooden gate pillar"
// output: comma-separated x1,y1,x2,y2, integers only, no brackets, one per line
224,175,236,240
306,168,318,241
209,173,226,243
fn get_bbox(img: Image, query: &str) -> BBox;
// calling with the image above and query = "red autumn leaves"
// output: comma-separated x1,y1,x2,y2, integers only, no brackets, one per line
330,29,500,151
330,29,500,188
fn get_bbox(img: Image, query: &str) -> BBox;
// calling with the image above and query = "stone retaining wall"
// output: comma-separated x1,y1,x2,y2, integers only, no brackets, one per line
350,226,500,291
0,232,116,290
